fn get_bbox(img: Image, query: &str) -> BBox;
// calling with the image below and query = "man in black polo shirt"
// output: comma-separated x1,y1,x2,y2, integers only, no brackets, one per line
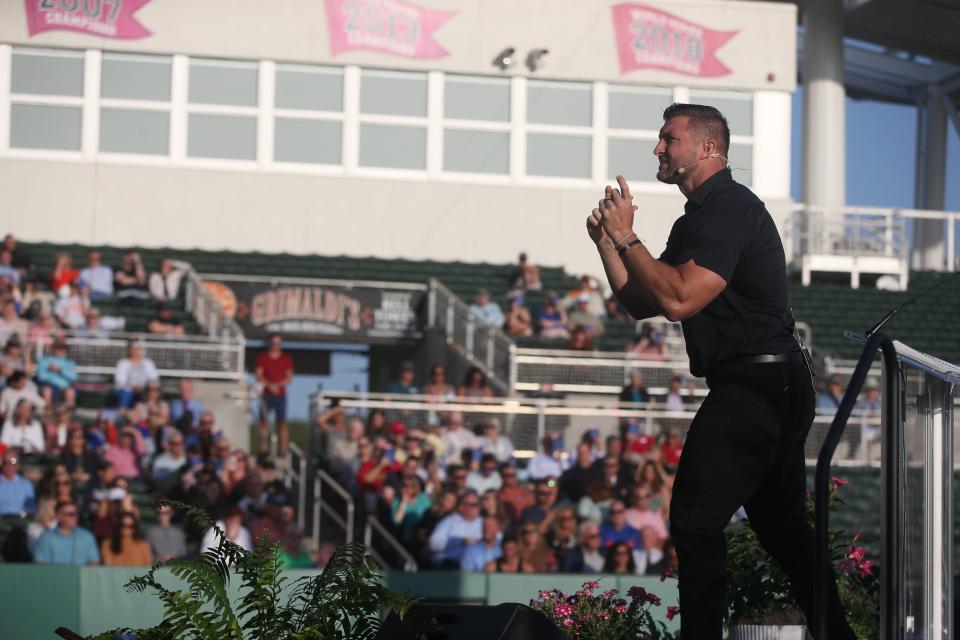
586,103,854,639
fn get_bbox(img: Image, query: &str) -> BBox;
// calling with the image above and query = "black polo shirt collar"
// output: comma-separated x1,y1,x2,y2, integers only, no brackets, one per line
684,167,733,214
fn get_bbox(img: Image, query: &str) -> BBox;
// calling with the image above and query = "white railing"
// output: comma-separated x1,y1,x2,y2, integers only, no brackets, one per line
285,442,308,532
363,515,418,572
427,278,514,394
31,331,245,381
184,266,245,341
313,468,355,550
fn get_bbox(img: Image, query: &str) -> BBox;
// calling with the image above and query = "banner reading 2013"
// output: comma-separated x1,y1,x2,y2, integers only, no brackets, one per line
24,0,152,40
324,0,456,59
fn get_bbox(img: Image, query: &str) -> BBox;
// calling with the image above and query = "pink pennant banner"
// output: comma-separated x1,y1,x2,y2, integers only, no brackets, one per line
24,0,152,40
612,3,737,77
324,0,456,59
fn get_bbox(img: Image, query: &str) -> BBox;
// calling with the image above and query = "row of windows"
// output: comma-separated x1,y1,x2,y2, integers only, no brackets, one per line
5,47,755,184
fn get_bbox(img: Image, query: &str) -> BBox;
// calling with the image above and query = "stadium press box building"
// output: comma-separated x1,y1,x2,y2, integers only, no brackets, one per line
0,0,795,277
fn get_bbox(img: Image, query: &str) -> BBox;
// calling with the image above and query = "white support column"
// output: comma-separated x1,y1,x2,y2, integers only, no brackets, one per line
801,0,845,209
257,60,276,168
752,91,791,200
342,65,360,172
81,49,101,159
592,81,608,185
426,71,443,176
169,55,188,161
912,84,948,270
510,76,526,181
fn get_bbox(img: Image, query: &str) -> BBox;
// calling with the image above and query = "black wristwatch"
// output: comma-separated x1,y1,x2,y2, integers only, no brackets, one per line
617,238,642,256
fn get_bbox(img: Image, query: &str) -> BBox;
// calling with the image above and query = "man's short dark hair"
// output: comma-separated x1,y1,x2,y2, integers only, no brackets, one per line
662,103,730,155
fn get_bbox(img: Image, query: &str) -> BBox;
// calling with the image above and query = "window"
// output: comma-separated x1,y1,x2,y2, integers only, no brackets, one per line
608,138,657,181
189,58,258,107
10,104,82,151
101,53,171,101
689,90,753,136
100,108,169,155
527,79,591,127
11,48,83,96
444,129,509,174
275,64,343,112
273,64,343,165
274,118,342,164
98,53,172,156
442,75,510,175
444,75,510,122
608,85,671,131
188,114,257,160
358,70,427,170
527,133,591,179
727,142,753,188
9,48,84,152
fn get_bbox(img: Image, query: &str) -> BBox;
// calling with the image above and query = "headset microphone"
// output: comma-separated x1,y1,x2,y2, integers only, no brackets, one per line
675,153,727,175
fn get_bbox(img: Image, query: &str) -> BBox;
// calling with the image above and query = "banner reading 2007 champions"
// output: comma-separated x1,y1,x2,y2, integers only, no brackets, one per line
204,279,424,343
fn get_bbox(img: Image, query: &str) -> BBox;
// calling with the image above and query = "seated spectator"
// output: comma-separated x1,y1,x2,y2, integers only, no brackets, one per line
0,299,27,347
114,341,160,409
478,417,513,464
634,458,672,512
664,376,687,412
27,497,57,555
817,374,845,413
509,252,542,292
461,515,503,571
635,526,666,575
102,427,145,480
855,377,882,460
78,250,113,301
36,338,78,407
356,444,394,513
278,524,315,569
518,522,556,572
415,487,457,558
170,378,205,433
480,488,509,530
498,462,533,525
423,363,455,399
0,248,21,285
659,430,684,473
567,293,604,338
427,490,483,568
27,309,61,351
526,435,563,481
1,370,45,420
624,486,668,542
466,453,502,494
131,380,170,425
151,432,188,482
34,500,100,565
384,360,419,395
457,367,494,399
249,492,291,546
605,295,632,321
559,520,605,573
445,464,469,495
603,540,638,575
324,416,364,487
149,257,188,302
101,511,153,566
50,252,79,294
536,294,569,340
592,455,633,502
578,479,614,524
2,399,45,453
620,371,649,405
0,451,36,516
391,475,431,548
485,533,524,573
468,289,504,328
559,443,596,504
503,294,533,337
441,411,478,466
3,234,31,278
520,476,564,530
114,251,150,305
566,326,594,351
21,280,56,323
545,505,579,568
147,303,185,337
200,505,253,554
628,324,664,360
54,282,90,330
184,411,222,459
145,503,187,562
60,428,98,485
564,275,605,317
600,499,641,549
76,307,109,339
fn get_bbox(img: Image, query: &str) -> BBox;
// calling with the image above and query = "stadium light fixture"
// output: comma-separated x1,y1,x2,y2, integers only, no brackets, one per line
526,48,549,72
493,47,515,71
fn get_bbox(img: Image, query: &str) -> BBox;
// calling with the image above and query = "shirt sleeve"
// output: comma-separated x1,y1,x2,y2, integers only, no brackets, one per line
668,206,757,282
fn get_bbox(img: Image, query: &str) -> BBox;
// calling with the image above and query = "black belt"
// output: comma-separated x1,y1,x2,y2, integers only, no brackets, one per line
727,351,803,365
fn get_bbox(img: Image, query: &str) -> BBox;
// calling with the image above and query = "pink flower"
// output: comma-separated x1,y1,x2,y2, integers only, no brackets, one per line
667,606,680,621
602,588,618,598
859,559,875,578
539,590,553,600
582,580,600,590
830,476,849,491
847,546,866,563
614,605,628,614
563,618,574,627
659,568,676,582
852,531,862,542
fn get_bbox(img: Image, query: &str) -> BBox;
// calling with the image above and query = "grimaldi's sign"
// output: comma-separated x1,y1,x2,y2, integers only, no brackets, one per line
203,277,424,343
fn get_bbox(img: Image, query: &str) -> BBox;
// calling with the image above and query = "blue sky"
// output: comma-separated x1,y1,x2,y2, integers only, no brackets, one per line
790,88,960,209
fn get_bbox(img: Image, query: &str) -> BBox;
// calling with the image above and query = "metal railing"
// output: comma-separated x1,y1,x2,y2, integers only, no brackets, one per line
184,265,245,342
312,468,355,550
363,515,418,572
285,442,308,532
30,331,245,381
427,279,513,394
310,391,885,465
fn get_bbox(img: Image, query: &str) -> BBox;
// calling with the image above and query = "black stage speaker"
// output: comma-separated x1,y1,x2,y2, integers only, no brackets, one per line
375,602,566,640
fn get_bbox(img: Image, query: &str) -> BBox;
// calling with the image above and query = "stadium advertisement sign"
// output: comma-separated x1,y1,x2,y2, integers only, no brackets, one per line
204,280,423,343
324,0,456,59
24,0,152,40
612,3,738,77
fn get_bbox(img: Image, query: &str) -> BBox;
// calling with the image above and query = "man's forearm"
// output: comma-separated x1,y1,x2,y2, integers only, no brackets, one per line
595,240,659,320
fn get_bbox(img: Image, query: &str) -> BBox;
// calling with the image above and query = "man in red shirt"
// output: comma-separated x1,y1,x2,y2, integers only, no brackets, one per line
255,335,294,456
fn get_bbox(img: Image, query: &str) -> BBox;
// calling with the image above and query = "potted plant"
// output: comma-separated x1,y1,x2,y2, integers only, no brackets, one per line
725,477,879,640
528,579,678,640
89,500,420,640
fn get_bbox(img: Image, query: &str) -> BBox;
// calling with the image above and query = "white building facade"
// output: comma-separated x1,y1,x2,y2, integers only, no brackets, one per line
0,0,796,277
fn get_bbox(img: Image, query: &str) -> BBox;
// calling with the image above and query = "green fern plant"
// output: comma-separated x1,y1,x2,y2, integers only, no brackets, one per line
91,499,419,640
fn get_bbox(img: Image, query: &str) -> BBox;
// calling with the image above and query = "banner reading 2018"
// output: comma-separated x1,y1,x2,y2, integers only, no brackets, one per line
24,0,152,40
204,279,424,343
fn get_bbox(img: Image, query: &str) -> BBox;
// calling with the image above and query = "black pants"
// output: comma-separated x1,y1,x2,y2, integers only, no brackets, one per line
669,361,855,639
